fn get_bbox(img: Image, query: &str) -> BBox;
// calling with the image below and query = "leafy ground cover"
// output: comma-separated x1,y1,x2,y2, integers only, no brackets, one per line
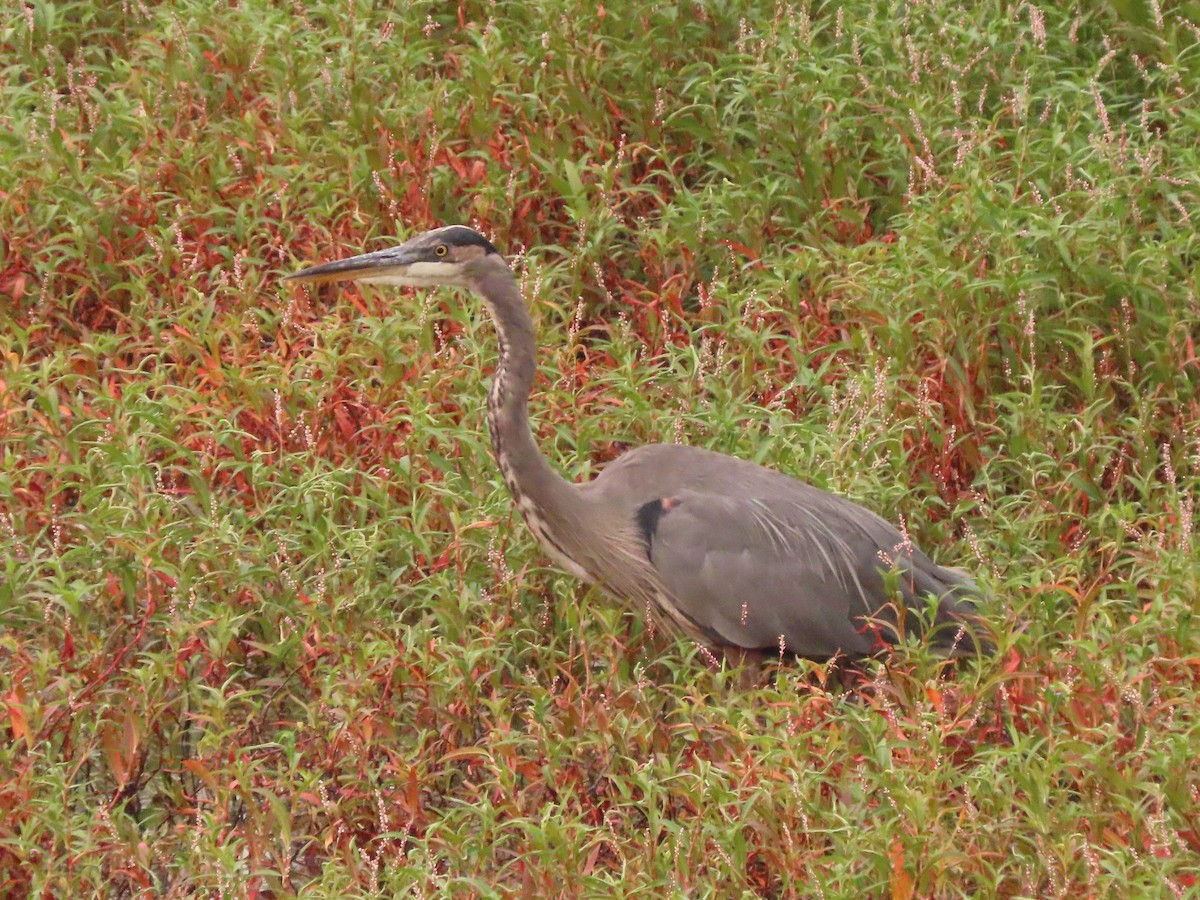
1,0,1199,895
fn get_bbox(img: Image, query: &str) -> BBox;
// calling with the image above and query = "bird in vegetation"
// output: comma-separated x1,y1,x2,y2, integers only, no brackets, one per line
288,225,992,668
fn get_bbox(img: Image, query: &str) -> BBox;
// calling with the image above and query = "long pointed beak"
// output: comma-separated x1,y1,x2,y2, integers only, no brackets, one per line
285,246,418,285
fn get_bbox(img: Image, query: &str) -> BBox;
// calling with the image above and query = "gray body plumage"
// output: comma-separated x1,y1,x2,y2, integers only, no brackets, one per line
573,444,980,657
288,225,990,663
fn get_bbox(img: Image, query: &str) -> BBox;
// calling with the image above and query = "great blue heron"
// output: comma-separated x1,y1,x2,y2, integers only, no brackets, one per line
288,225,992,667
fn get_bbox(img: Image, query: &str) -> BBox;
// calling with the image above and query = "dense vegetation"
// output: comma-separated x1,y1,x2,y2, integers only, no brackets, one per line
2,1,1198,895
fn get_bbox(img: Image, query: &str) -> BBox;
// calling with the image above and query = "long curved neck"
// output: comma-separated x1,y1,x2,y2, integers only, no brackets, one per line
469,261,578,531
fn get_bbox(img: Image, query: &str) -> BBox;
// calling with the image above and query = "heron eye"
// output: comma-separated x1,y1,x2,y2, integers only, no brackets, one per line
435,244,448,257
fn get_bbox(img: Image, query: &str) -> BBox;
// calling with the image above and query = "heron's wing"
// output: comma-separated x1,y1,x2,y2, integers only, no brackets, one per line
638,489,978,658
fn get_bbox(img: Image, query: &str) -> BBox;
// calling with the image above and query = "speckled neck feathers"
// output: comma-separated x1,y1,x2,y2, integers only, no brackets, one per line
469,264,588,579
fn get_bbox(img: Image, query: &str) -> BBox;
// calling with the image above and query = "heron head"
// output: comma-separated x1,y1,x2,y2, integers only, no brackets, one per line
286,225,502,289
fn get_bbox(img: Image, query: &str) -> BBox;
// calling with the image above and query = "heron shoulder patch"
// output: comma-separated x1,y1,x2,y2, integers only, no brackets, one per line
635,496,681,555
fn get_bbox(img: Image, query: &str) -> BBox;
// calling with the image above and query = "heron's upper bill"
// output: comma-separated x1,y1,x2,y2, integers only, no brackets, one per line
285,246,423,285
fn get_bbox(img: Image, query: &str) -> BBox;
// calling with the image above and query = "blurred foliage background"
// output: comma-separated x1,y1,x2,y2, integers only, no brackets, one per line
1,1,1198,896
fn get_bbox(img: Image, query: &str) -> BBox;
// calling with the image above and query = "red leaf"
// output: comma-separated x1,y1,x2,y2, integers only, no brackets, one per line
407,767,421,816
1001,646,1022,674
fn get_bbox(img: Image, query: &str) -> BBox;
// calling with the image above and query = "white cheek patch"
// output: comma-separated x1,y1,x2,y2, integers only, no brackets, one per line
359,260,461,287
359,274,421,286
408,261,459,278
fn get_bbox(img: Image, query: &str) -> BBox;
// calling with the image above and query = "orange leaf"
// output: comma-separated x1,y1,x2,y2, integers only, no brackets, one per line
445,153,467,179
583,840,602,874
720,239,760,261
4,690,29,747
924,684,943,714
183,757,220,795
102,724,132,789
889,840,914,900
